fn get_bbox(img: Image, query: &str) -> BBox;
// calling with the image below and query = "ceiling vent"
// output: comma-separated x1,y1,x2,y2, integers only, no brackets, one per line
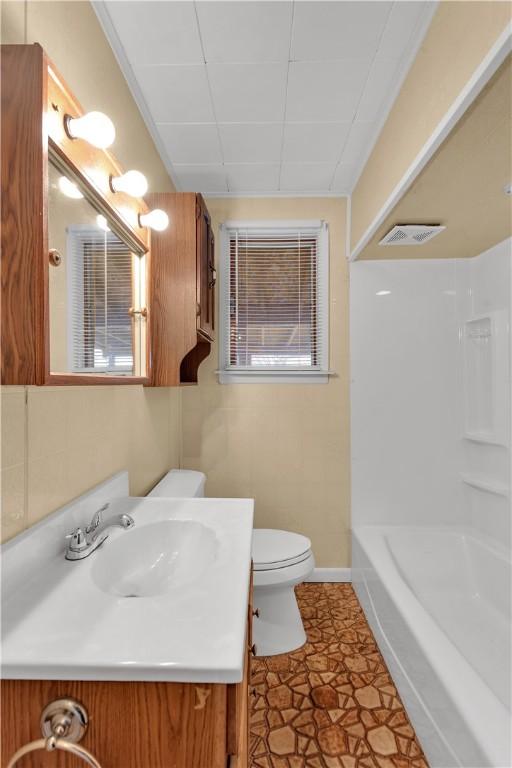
379,224,446,246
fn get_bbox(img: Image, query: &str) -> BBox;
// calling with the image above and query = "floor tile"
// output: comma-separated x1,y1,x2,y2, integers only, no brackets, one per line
250,583,428,768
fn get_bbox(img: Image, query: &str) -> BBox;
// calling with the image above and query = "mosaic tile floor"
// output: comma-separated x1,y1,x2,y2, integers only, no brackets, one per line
250,583,428,768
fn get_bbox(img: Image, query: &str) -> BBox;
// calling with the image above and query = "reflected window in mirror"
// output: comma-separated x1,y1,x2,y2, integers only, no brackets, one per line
48,160,147,377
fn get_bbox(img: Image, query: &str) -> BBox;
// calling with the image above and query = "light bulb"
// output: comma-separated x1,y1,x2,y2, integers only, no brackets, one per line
110,170,148,197
96,214,110,232
65,111,116,149
58,176,83,199
139,208,169,232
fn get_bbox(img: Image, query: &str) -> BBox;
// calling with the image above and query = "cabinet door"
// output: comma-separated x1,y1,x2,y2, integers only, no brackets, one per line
196,195,215,341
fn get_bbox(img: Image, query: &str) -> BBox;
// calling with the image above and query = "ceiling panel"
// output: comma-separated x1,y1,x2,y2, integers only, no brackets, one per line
219,124,283,163
98,0,436,194
134,65,215,123
175,165,229,193
286,60,371,122
157,124,222,164
331,162,358,193
105,1,203,66
339,122,375,163
226,164,280,192
355,57,402,122
196,1,293,63
291,1,392,61
282,123,351,163
280,162,337,192
208,62,289,123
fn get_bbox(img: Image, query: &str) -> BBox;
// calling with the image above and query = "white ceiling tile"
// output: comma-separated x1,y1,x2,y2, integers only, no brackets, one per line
157,124,222,164
280,163,337,192
208,62,288,122
219,124,282,163
286,60,371,122
378,2,431,58
339,121,376,163
282,123,351,162
134,65,214,123
356,57,401,121
174,165,228,193
226,164,280,192
105,2,203,66
291,1,392,61
196,1,292,62
331,162,357,192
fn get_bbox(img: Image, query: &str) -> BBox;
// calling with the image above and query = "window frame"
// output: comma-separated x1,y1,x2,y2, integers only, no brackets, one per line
66,225,143,376
218,219,330,384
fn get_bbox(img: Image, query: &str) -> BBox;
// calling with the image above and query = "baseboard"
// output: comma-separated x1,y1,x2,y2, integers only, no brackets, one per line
306,568,352,583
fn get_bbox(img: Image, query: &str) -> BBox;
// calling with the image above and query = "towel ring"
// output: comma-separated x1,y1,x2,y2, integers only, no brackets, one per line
6,697,102,768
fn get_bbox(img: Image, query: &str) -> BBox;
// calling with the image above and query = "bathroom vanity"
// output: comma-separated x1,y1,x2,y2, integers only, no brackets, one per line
1,475,254,767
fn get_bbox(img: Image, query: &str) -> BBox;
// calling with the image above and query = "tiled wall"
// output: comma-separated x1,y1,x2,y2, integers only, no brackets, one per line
181,197,350,568
1,386,181,542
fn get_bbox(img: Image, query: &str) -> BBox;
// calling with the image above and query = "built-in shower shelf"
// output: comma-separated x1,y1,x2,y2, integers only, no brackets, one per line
461,473,509,497
463,430,509,447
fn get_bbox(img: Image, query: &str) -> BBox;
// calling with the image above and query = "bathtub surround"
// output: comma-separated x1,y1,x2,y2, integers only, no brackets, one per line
0,0,179,542
350,240,511,767
181,197,351,569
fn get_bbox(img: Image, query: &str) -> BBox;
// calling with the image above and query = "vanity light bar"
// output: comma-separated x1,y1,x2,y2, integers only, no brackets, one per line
139,209,169,232
64,111,115,149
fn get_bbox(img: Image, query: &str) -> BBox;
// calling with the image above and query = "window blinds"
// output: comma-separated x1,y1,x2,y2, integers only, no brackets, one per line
68,228,134,374
226,225,327,371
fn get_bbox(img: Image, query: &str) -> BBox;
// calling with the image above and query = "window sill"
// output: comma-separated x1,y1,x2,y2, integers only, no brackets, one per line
217,370,332,384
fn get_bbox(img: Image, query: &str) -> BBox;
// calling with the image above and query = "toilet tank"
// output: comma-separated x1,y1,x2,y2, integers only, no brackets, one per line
148,469,206,498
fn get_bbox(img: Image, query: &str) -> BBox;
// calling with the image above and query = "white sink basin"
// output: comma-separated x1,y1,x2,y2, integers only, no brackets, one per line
1,471,254,683
92,520,218,597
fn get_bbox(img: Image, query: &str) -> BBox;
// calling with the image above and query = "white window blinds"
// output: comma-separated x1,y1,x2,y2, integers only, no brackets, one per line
221,222,328,376
67,227,135,374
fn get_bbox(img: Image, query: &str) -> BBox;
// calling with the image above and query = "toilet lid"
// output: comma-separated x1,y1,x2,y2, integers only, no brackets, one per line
252,529,311,570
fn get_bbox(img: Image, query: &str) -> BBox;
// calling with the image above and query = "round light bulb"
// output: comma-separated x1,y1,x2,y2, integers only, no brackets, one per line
96,214,110,232
65,111,116,149
139,208,169,232
110,170,148,197
58,176,83,199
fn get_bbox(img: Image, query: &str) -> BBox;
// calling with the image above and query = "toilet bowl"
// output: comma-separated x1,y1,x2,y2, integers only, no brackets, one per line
148,472,314,656
252,529,315,657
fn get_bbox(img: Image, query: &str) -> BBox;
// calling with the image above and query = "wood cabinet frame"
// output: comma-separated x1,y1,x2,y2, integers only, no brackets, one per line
1,43,151,386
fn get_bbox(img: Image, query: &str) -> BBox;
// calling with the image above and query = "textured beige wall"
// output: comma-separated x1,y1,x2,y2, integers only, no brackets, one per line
0,1,180,543
181,197,350,567
351,0,511,252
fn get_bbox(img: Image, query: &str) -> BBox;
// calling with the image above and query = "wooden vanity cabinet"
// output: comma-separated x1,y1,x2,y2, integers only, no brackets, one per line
147,192,215,386
1,585,252,768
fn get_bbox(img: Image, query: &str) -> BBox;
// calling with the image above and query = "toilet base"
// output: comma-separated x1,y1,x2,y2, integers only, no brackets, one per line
253,583,307,656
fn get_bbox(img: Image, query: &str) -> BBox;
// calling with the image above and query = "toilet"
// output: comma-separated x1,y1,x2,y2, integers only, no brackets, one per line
251,529,314,656
148,470,315,657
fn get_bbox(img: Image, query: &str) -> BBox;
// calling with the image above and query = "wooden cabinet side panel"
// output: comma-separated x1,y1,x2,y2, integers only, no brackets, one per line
147,192,198,386
1,679,227,768
1,44,48,385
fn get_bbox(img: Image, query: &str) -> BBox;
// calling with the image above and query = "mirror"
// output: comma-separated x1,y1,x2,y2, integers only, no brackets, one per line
48,159,147,377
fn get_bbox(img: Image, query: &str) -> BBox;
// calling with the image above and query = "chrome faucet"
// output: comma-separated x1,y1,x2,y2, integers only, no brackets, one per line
65,503,134,561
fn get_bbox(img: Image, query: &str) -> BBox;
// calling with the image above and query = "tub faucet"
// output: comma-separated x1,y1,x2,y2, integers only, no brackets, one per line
65,503,135,561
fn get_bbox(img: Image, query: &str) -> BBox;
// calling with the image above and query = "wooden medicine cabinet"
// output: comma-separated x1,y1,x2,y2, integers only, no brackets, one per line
1,43,214,387
1,43,151,385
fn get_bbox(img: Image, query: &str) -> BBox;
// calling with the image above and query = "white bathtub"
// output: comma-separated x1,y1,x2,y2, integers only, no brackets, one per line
352,526,511,768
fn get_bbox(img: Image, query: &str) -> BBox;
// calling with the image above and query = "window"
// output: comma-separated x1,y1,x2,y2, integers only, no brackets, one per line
67,226,143,375
219,220,329,383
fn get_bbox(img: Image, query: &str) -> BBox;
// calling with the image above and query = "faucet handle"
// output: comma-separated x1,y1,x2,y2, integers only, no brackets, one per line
65,527,87,553
86,503,109,535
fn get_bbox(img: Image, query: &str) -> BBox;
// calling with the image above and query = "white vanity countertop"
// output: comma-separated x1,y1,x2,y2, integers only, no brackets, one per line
1,493,254,684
